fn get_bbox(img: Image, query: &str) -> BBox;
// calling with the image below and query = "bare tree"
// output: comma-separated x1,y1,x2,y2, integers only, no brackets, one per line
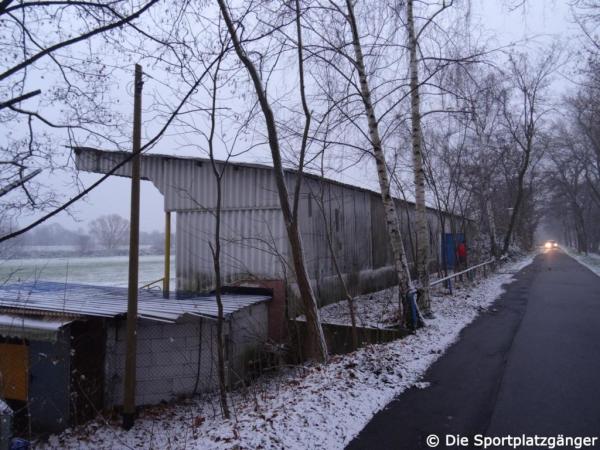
89,214,129,250
572,0,600,52
205,51,231,419
403,0,457,313
76,230,93,255
547,133,590,253
216,0,328,361
0,1,162,220
311,142,359,349
500,50,557,254
341,0,413,323
546,72,600,253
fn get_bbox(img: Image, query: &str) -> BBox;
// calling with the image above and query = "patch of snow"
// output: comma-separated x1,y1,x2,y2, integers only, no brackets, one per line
0,315,70,331
313,256,536,330
39,255,535,450
414,381,431,389
313,287,400,329
563,248,600,278
0,398,11,415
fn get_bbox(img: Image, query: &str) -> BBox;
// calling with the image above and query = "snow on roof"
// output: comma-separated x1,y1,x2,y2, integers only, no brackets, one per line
0,398,11,415
0,281,270,323
0,313,73,341
0,314,71,331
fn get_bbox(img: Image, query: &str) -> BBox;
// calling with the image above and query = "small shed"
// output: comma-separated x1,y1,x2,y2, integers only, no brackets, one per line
0,281,270,434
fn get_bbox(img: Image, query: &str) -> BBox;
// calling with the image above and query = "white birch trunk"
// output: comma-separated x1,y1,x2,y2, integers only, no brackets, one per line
407,0,431,313
346,0,412,320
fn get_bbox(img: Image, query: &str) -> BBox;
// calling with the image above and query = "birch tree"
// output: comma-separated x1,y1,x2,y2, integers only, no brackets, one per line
403,0,477,312
405,0,431,312
343,0,413,322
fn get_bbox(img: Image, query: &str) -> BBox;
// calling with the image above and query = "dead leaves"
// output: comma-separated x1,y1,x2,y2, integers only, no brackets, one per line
192,416,205,428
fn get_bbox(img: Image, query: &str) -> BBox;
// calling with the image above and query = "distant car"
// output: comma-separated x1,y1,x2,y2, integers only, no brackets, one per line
544,240,559,249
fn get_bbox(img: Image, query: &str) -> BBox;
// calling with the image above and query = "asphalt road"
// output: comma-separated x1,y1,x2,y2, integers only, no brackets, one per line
347,250,600,450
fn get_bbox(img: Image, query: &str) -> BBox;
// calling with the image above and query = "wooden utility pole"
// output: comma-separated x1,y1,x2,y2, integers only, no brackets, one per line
123,64,142,430
163,211,171,298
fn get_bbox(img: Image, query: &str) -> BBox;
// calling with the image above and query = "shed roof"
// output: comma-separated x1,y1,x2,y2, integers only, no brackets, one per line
0,313,73,341
0,281,270,323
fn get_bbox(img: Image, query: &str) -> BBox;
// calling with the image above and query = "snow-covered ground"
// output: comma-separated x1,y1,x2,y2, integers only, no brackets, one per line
316,286,400,328
563,248,600,278
314,269,496,329
0,255,175,288
39,255,534,450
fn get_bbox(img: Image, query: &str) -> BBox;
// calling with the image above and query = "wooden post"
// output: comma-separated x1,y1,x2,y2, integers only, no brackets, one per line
163,211,171,299
123,64,142,430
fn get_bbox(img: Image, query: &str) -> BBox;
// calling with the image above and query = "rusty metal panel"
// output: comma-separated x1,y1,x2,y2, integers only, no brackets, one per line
0,342,28,401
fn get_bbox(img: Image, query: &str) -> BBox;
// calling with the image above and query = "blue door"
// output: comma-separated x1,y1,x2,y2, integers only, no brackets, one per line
443,233,465,270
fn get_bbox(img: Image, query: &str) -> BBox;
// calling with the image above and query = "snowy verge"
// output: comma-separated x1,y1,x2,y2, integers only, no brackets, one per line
40,255,535,450
563,248,600,278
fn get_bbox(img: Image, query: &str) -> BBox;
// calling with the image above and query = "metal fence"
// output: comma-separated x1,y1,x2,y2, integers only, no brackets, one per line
430,257,505,294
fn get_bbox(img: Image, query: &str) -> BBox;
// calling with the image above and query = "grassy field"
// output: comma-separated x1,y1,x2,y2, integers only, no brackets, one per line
0,254,175,288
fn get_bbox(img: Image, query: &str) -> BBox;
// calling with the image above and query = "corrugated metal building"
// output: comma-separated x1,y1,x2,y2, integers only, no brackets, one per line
0,281,270,433
75,148,470,309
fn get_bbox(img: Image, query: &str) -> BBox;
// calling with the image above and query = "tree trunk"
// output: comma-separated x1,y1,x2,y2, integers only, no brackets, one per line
345,0,412,322
574,208,588,254
217,0,328,362
315,181,359,350
210,181,230,419
406,0,431,313
502,141,532,254
485,196,498,257
207,59,230,419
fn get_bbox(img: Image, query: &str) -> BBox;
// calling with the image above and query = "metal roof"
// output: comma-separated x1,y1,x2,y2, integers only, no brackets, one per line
0,313,73,341
0,314,71,331
0,281,270,323
74,147,469,219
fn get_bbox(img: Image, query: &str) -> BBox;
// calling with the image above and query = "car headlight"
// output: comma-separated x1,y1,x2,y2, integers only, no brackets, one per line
545,242,552,249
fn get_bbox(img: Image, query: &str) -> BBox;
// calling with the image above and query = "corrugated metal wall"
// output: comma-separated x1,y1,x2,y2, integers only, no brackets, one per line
28,336,71,433
296,175,373,280
76,149,280,211
77,149,286,292
76,149,467,295
177,208,286,292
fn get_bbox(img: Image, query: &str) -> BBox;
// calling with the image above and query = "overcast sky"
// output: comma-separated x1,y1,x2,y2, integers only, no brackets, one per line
39,0,578,234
